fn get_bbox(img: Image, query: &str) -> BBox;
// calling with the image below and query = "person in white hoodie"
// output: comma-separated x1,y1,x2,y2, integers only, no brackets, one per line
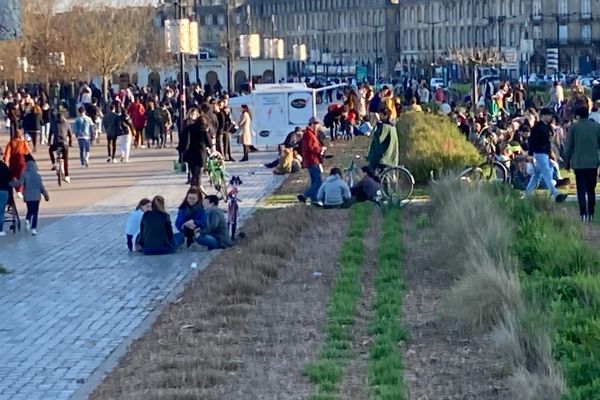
125,198,151,251
317,167,351,209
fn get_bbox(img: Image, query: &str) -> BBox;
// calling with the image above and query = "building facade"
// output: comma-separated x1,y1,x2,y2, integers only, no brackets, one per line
529,0,600,74
248,0,392,80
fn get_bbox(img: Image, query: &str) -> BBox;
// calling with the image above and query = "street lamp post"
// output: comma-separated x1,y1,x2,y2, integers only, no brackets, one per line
164,0,199,136
364,24,381,84
418,19,446,79
487,15,517,53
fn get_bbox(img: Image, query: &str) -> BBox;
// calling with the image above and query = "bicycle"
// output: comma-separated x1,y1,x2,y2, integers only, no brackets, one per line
456,153,509,183
227,176,243,240
344,155,415,206
206,151,229,200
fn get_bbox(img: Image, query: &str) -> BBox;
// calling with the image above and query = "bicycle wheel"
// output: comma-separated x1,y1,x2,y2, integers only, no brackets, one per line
57,163,63,187
457,166,485,182
478,161,508,183
379,166,414,205
228,201,239,240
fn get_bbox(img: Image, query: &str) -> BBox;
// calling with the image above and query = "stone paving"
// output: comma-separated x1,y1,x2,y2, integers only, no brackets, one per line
0,151,283,400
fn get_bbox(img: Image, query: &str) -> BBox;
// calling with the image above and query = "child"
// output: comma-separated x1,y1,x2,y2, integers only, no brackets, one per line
10,154,49,236
174,187,206,248
125,198,151,251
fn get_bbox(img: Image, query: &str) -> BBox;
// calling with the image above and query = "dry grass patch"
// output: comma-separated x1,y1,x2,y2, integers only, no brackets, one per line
90,205,338,399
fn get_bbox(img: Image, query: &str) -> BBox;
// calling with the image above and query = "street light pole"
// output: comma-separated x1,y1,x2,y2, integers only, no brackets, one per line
418,19,446,78
193,0,199,84
271,14,276,83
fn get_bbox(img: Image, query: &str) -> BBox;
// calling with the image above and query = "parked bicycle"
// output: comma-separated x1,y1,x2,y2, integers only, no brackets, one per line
344,155,415,205
205,151,229,200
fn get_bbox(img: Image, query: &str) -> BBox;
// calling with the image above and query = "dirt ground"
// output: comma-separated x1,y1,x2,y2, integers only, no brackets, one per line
401,206,511,400
90,206,349,400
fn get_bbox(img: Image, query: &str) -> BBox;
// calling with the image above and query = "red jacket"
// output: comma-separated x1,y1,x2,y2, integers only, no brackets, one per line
128,102,146,130
300,127,322,168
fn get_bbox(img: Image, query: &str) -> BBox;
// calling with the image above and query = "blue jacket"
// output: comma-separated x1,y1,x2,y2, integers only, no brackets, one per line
175,203,207,232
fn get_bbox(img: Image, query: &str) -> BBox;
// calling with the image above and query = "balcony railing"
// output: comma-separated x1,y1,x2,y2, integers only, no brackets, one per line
580,12,592,20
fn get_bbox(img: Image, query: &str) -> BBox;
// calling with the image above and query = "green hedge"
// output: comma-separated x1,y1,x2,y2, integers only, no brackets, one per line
396,112,481,184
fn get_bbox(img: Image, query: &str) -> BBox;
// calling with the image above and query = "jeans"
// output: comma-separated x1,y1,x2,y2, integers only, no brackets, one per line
107,137,117,159
303,164,322,203
0,190,8,232
196,234,220,250
77,138,90,165
41,123,50,145
25,201,40,229
142,243,175,255
574,168,597,218
173,227,196,248
49,143,69,177
126,234,134,251
525,153,560,198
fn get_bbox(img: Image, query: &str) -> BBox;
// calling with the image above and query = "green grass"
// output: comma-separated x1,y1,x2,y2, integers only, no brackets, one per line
368,208,407,400
264,194,299,204
304,203,372,398
490,184,600,399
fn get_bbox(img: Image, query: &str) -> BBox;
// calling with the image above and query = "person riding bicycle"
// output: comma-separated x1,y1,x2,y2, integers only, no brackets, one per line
48,112,72,183
366,108,399,170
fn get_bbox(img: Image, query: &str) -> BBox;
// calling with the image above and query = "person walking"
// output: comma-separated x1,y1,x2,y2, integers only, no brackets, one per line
297,117,324,205
127,96,146,148
183,111,212,188
10,154,49,236
74,106,93,167
525,108,568,203
102,103,119,163
116,103,134,163
22,103,42,152
220,98,235,161
237,104,252,162
3,129,30,198
564,106,600,221
144,101,159,149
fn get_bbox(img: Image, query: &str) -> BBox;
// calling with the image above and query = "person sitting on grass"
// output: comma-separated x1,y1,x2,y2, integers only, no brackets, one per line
317,167,351,209
138,195,176,255
351,166,382,203
125,198,151,251
174,186,207,249
195,195,232,250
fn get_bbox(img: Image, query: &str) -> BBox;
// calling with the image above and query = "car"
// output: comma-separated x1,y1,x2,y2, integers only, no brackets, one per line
430,77,444,89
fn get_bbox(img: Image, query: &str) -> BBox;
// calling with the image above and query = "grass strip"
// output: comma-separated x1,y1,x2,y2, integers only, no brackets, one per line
491,185,600,399
367,208,407,400
304,203,372,399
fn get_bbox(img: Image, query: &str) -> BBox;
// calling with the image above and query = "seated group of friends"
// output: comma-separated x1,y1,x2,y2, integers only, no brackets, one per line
317,166,382,209
125,187,232,256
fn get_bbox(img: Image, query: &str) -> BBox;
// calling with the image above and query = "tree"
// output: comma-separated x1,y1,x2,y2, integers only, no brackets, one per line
449,47,503,111
72,6,153,104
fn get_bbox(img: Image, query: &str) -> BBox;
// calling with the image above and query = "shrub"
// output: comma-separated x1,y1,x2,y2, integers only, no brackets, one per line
396,112,481,184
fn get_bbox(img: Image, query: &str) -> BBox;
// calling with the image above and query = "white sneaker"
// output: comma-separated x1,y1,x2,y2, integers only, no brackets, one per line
0,231,6,237
31,229,38,236
64,176,71,183
16,192,23,199
112,159,119,164
25,220,30,231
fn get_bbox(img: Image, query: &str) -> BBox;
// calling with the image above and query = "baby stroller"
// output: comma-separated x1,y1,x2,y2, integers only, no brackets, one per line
4,189,21,234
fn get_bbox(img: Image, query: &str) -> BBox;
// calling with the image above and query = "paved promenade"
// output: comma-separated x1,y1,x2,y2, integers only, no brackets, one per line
0,151,282,400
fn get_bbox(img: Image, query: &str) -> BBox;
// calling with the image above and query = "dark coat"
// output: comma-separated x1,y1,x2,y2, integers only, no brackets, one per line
139,210,174,250
145,108,159,140
183,117,212,167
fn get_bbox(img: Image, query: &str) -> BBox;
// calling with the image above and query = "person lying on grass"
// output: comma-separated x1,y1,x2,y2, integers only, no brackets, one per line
194,195,232,250
317,167,351,209
173,186,207,249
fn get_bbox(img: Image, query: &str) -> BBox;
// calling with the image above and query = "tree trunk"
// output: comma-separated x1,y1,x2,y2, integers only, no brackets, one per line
102,74,110,110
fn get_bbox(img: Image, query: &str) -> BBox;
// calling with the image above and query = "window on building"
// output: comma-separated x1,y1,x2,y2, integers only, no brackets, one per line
558,0,567,15
532,0,542,18
582,25,592,43
533,25,541,39
582,0,591,17
559,24,568,44
217,14,225,25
